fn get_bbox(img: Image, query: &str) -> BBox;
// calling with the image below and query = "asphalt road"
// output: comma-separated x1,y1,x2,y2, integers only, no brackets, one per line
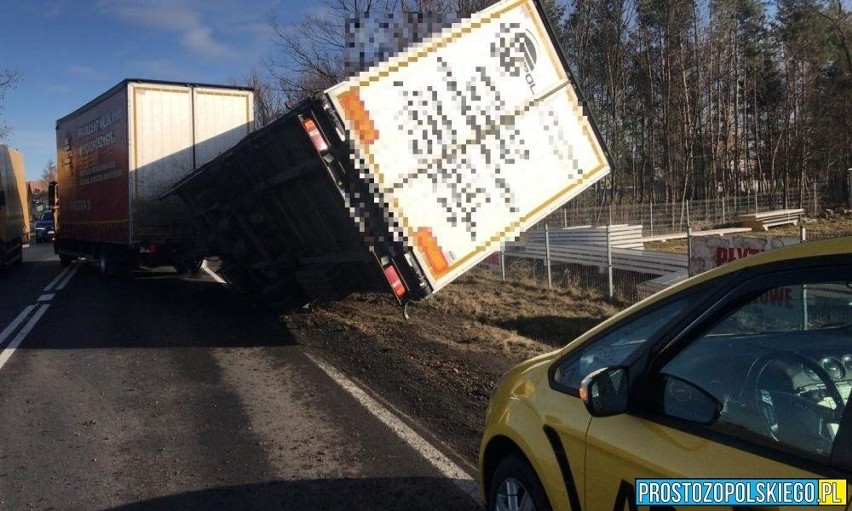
0,243,479,510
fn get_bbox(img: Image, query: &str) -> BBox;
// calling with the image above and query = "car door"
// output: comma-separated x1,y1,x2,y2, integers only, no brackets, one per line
583,261,852,511
547,284,726,510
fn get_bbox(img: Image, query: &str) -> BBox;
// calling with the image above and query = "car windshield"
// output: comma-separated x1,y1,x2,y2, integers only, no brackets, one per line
40,212,53,222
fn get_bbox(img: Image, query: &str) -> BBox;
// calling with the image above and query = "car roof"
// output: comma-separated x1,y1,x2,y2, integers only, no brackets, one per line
557,235,852,355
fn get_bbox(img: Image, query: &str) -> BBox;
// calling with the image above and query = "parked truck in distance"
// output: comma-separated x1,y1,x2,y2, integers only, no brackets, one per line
169,0,612,310
53,79,254,275
0,145,30,270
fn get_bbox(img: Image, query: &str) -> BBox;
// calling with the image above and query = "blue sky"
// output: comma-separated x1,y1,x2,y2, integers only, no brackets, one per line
1,0,312,181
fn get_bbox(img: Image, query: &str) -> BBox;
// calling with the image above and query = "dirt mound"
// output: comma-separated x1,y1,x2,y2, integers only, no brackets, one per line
284,268,619,465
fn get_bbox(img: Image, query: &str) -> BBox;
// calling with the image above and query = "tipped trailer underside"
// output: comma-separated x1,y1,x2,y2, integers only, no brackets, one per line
169,97,431,309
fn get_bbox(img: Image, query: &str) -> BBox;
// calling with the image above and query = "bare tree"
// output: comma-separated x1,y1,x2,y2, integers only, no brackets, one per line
229,68,287,127
265,0,494,102
263,0,852,206
265,0,365,101
41,159,57,184
0,68,21,141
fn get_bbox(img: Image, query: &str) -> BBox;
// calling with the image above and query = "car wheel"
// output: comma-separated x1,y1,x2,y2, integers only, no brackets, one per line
488,454,552,511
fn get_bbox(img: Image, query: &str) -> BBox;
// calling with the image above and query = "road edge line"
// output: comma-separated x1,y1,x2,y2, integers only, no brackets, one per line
0,305,36,348
203,263,479,502
303,350,481,504
56,264,81,291
44,264,73,292
0,304,50,371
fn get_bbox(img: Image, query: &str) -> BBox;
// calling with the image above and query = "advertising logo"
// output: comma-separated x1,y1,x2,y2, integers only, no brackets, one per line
493,23,539,92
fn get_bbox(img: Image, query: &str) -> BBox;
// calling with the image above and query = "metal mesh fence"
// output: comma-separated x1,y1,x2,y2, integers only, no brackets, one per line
533,189,818,235
486,188,848,305
498,254,677,304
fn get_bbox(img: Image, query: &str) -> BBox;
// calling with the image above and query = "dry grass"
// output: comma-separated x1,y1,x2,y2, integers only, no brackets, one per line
645,217,852,254
770,216,852,240
420,267,620,349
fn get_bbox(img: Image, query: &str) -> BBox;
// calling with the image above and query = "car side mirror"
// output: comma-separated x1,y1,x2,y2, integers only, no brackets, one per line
580,366,629,417
660,374,722,425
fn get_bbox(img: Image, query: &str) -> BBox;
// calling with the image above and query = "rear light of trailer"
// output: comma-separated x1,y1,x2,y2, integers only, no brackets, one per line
302,118,329,153
140,244,161,254
383,264,407,299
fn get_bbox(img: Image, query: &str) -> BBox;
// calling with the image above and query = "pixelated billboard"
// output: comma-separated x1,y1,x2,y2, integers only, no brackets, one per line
326,0,611,292
345,11,457,75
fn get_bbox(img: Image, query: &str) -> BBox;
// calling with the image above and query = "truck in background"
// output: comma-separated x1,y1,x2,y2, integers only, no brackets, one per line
0,145,29,270
168,0,612,310
53,79,254,275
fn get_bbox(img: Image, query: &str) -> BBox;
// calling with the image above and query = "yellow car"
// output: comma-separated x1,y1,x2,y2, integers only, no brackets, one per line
479,237,852,511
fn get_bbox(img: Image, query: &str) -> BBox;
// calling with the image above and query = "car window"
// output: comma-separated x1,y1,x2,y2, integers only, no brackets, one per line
660,281,852,461
40,212,53,221
552,296,696,391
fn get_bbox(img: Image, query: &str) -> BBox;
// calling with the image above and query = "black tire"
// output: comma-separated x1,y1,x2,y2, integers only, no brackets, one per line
59,254,74,267
488,454,552,511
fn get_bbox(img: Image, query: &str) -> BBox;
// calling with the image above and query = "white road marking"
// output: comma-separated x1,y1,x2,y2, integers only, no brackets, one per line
200,260,480,502
0,305,35,348
56,263,80,291
44,264,73,292
201,260,227,284
0,261,79,370
0,304,49,371
304,351,481,503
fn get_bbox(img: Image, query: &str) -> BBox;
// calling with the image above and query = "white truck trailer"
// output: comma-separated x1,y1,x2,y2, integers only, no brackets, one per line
53,79,254,275
169,0,612,309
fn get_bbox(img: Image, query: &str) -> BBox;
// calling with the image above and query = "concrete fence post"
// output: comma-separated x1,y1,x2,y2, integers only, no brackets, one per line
686,200,691,231
545,225,552,289
847,168,852,208
814,186,818,216
800,224,808,328
687,225,693,277
500,249,506,283
606,222,614,298
650,202,654,237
